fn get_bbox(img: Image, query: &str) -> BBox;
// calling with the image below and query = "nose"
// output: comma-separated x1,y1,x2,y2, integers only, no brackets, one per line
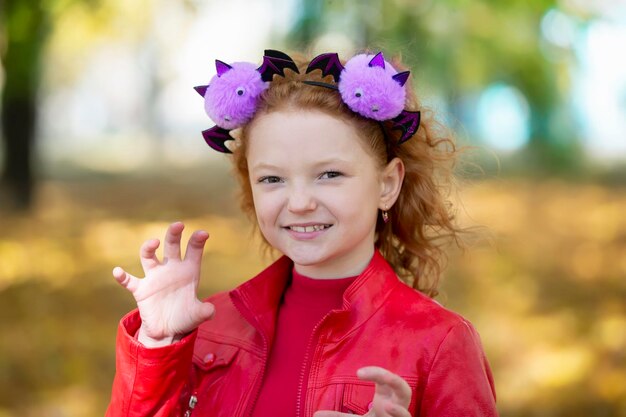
287,184,317,213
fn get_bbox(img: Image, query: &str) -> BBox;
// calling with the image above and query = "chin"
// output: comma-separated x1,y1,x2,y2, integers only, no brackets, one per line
285,251,330,267
286,245,356,274
278,244,328,265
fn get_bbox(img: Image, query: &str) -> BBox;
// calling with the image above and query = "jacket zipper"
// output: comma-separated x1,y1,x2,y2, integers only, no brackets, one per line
295,311,334,417
230,292,270,417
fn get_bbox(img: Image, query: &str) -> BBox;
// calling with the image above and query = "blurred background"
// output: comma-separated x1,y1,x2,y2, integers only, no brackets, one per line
1,0,625,416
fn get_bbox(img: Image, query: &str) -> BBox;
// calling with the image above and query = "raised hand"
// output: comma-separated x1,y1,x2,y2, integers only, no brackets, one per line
112,222,215,347
314,366,412,417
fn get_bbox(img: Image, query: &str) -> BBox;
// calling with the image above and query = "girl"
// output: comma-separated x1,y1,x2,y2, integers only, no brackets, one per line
106,50,498,417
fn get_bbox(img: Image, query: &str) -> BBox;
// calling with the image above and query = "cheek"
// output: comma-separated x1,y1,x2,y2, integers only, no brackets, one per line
251,188,281,229
337,178,380,208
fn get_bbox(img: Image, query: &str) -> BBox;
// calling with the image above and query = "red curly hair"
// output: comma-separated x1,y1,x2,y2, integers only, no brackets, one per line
230,52,468,298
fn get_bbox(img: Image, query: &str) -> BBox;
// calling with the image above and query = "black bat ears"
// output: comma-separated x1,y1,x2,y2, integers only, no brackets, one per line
258,50,300,82
264,49,297,63
305,52,344,82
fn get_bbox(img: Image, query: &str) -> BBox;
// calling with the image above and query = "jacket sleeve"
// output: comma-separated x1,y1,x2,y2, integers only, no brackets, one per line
419,320,498,417
105,310,198,417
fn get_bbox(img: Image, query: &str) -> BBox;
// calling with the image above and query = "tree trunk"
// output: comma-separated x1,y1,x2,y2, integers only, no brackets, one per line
1,95,36,209
0,1,46,210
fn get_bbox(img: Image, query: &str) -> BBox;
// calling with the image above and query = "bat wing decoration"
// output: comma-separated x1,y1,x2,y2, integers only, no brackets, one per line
202,126,235,154
305,53,345,82
391,110,421,144
258,50,300,82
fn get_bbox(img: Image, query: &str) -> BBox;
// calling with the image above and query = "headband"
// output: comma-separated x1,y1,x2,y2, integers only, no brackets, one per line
195,49,421,153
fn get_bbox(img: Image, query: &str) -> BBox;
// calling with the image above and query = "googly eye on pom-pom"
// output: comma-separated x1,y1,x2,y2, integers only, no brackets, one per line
338,52,410,121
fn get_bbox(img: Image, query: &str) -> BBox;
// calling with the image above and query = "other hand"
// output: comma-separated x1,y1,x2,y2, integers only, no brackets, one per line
314,366,412,417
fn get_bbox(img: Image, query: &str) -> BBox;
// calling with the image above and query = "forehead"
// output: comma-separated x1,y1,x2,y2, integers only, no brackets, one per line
246,110,376,167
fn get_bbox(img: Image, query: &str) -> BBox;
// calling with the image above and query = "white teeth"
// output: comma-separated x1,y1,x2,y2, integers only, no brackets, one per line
289,225,330,232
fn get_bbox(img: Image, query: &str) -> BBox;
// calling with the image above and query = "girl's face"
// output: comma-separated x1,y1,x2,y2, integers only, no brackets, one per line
247,109,402,278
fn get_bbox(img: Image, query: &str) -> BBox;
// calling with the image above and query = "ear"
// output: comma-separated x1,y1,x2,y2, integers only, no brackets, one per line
379,157,405,209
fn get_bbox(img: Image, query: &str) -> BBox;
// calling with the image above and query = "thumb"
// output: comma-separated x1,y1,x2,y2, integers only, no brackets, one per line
195,301,216,322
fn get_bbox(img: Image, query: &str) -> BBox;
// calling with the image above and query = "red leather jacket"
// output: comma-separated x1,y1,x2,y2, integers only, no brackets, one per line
106,251,498,417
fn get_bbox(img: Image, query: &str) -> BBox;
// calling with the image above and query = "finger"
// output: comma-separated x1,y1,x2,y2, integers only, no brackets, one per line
358,367,411,406
112,267,141,294
184,230,210,264
384,401,411,417
163,221,185,261
140,238,161,271
313,411,355,417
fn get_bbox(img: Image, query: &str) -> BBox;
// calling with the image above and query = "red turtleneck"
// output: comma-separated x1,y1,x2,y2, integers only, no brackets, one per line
250,268,358,417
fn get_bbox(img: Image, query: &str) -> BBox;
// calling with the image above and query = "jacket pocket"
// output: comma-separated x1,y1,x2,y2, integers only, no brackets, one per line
341,383,376,415
340,379,418,416
192,341,239,372
191,341,240,394
186,341,241,416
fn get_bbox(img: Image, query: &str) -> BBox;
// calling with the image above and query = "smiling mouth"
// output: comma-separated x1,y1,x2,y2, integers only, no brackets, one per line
286,224,332,232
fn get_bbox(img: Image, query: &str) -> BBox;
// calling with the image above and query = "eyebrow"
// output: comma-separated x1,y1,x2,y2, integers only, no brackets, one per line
251,158,351,171
250,162,279,171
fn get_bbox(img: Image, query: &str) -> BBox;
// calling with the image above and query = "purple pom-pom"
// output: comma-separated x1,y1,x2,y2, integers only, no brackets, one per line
204,61,268,129
338,53,407,121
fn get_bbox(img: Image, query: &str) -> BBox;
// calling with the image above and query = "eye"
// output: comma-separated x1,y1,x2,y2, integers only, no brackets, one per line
236,86,246,96
354,88,363,98
259,175,282,184
319,171,343,179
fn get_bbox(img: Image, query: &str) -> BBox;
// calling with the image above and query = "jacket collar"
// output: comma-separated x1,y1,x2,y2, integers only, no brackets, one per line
229,250,402,343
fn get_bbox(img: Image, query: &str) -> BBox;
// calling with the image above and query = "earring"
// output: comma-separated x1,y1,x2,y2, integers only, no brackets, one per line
382,205,389,224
